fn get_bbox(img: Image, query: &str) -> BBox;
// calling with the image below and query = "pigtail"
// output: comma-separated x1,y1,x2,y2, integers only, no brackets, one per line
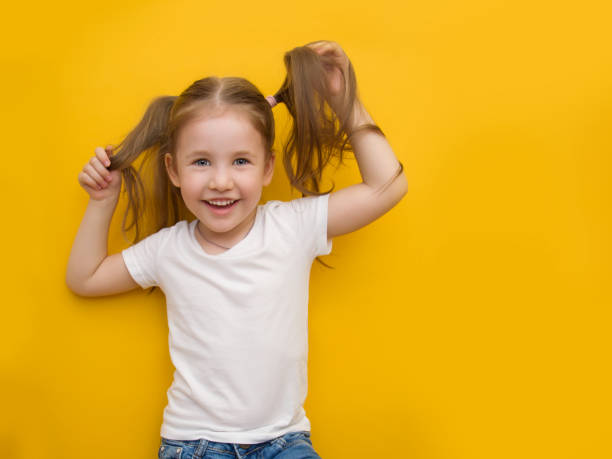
273,42,401,269
273,42,395,198
106,95,189,244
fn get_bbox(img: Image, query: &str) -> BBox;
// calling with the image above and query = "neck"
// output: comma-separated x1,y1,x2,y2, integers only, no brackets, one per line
196,207,257,250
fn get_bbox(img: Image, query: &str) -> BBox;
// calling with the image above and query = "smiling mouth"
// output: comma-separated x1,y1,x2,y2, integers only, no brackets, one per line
203,199,239,209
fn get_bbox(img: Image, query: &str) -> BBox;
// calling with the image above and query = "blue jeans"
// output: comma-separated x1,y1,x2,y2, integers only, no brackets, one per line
158,430,322,458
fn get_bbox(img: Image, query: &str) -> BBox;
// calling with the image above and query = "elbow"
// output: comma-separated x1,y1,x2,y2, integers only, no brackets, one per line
399,174,409,197
393,173,409,203
389,175,408,212
66,278,84,297
379,175,408,214
65,274,92,297
65,272,79,295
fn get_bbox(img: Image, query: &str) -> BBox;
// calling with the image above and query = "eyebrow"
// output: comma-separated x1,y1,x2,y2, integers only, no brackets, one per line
186,150,255,159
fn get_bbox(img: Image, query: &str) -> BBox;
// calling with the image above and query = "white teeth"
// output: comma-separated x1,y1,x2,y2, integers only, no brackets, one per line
207,200,236,206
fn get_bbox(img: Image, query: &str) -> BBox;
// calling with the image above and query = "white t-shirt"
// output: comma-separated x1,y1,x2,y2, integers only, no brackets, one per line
121,194,332,443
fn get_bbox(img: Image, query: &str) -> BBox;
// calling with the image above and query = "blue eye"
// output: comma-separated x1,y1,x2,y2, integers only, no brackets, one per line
235,158,249,165
194,159,210,166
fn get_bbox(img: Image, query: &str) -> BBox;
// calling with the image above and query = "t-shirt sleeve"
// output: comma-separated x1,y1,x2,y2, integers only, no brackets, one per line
121,227,172,289
288,193,333,258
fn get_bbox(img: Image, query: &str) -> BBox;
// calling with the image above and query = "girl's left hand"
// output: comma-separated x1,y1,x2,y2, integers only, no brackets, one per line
306,40,350,113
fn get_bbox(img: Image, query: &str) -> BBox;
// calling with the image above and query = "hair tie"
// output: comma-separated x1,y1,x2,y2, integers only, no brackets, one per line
266,95,278,107
266,89,286,108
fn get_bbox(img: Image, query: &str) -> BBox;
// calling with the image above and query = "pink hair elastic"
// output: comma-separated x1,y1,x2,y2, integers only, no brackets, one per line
266,95,278,107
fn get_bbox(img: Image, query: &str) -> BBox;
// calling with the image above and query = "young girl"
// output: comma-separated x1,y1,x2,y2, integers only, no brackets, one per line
66,40,407,459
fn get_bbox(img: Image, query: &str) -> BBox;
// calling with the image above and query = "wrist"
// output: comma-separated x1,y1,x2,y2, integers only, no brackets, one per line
88,196,119,212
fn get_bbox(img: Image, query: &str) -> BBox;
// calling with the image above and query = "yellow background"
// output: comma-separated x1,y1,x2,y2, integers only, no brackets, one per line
1,0,610,458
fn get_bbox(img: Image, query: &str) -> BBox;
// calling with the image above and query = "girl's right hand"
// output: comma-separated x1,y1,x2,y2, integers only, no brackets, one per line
78,145,122,202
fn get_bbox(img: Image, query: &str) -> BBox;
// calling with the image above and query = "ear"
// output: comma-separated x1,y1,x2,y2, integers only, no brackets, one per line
262,154,275,186
164,153,180,188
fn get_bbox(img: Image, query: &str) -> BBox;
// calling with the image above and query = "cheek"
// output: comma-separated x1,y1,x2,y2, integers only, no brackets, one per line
242,178,264,195
178,176,204,199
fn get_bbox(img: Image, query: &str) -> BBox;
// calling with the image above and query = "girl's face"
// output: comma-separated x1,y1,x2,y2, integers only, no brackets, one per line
165,107,275,243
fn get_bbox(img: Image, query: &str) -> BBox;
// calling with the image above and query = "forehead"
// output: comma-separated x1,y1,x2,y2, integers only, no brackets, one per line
175,109,265,159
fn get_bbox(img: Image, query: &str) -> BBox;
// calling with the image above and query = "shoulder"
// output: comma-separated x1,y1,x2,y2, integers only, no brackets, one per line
120,221,191,289
127,220,189,250
263,194,329,215
151,220,188,239
260,194,330,236
261,195,331,257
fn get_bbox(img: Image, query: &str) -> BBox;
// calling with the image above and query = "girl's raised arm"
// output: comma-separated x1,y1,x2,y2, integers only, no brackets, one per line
307,41,409,239
66,146,139,297
326,101,408,239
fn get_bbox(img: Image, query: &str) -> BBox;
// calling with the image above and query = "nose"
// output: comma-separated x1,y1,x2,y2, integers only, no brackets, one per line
208,166,234,191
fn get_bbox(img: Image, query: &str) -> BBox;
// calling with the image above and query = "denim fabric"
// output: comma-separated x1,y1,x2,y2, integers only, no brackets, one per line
158,430,322,459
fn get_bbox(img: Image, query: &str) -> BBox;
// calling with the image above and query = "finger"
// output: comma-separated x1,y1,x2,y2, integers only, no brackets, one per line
79,171,102,191
308,41,334,56
308,39,339,49
84,163,108,188
105,144,114,159
316,48,346,69
306,40,328,47
84,164,107,189
90,156,112,182
95,146,111,167
313,44,335,55
95,146,112,167
312,41,340,54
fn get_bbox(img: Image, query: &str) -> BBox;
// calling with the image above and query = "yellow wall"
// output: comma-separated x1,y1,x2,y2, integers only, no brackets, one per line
1,1,610,458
